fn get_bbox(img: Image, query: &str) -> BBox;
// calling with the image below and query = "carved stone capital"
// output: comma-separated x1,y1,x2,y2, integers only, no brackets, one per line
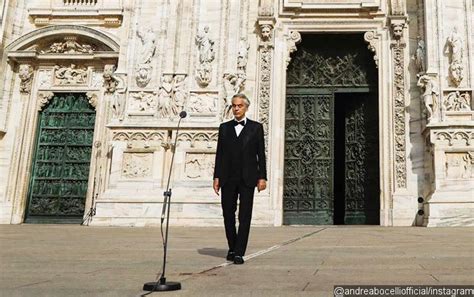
19,64,34,94
37,91,54,111
257,18,275,49
86,92,99,109
364,31,380,67
286,31,302,68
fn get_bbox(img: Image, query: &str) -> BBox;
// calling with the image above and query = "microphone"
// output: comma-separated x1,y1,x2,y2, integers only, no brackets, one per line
179,111,187,118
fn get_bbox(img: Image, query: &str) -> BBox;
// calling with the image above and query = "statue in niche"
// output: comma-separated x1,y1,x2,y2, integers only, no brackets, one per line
171,74,187,117
157,74,173,118
412,36,426,75
417,74,440,123
444,26,464,87
195,26,215,86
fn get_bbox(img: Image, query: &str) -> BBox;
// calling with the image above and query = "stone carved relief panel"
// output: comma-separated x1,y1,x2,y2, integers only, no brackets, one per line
443,91,471,112
157,74,188,119
128,91,157,113
445,152,473,179
184,153,215,180
188,92,218,115
122,152,153,179
53,64,88,85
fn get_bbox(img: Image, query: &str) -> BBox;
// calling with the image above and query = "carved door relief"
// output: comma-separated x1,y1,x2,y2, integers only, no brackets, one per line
26,93,96,223
284,92,334,224
284,34,379,225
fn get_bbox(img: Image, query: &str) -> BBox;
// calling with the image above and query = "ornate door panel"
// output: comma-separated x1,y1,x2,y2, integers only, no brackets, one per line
26,93,96,223
343,94,379,224
283,91,334,225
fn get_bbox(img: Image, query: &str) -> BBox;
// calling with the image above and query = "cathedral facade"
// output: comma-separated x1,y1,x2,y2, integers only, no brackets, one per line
0,0,472,227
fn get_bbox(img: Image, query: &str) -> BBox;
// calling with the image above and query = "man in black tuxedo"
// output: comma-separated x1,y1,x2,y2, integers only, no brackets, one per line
213,94,267,265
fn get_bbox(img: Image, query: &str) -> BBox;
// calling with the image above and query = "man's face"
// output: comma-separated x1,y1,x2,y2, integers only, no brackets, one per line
232,97,248,120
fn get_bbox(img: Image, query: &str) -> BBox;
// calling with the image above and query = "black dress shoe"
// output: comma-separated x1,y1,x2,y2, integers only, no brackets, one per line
233,256,244,265
226,251,235,261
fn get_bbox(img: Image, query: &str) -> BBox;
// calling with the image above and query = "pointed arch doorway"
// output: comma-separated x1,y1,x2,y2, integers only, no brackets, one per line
283,34,380,225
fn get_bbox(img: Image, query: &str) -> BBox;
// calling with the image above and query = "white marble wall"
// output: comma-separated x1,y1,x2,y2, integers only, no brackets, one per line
0,0,472,226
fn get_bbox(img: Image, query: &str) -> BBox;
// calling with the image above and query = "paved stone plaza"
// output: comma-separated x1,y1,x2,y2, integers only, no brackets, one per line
1,225,473,296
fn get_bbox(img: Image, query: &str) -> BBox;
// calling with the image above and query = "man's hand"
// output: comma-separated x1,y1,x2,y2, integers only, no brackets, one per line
257,179,267,192
213,178,220,195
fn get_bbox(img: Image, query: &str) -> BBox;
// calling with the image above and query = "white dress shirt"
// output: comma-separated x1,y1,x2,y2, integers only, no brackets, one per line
234,117,247,137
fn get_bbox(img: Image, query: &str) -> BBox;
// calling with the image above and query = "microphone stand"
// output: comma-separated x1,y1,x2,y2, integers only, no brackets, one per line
143,111,187,292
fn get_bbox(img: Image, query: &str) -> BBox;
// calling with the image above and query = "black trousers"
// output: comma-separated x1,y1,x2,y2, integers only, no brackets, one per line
221,181,255,256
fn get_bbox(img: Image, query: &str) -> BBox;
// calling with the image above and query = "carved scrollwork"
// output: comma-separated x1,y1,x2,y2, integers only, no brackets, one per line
364,31,380,67
286,31,302,68
41,36,95,54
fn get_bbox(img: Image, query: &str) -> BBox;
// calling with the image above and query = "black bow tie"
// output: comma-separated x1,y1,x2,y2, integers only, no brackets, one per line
234,120,245,126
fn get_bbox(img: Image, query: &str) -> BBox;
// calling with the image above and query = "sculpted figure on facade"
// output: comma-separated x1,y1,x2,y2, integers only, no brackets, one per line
19,64,34,94
171,74,187,117
41,36,94,54
103,64,118,94
412,36,426,75
54,64,88,85
222,73,241,119
444,91,471,112
157,74,173,118
444,27,464,87
135,27,156,88
195,26,215,87
417,74,440,123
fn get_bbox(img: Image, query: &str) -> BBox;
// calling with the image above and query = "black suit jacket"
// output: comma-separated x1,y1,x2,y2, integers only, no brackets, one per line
214,119,267,188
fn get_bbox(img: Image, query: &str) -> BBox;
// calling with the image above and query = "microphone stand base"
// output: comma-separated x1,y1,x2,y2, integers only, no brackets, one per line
143,281,181,292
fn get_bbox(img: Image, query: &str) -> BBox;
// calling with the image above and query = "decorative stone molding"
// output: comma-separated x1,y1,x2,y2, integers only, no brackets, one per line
364,31,380,67
431,130,473,147
257,17,275,148
112,130,166,149
417,74,440,123
286,31,302,68
37,91,55,111
195,26,216,87
86,92,98,109
444,27,464,87
19,64,34,94
390,17,408,189
53,63,88,85
177,131,218,148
